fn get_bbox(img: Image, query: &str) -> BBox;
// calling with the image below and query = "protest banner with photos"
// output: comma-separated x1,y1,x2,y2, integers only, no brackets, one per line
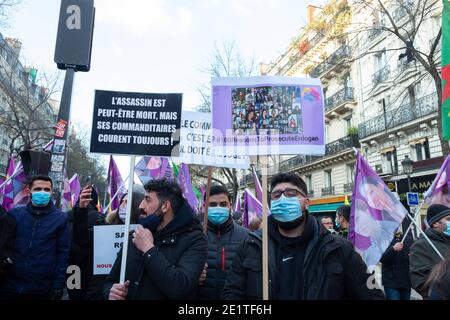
211,76,325,156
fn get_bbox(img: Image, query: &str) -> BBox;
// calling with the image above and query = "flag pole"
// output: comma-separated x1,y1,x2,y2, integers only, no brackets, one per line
119,156,135,284
0,169,21,190
405,211,445,260
203,167,213,235
102,175,129,215
261,156,269,300
401,198,425,242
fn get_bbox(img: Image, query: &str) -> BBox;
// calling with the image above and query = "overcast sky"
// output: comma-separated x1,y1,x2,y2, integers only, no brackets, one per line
7,0,324,176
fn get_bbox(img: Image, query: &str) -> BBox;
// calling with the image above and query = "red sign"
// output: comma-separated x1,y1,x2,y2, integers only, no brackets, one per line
55,119,68,138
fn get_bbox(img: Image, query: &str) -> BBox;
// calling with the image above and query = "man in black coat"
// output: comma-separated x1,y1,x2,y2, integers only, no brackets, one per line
0,206,15,281
222,172,385,300
197,185,248,299
380,230,413,300
104,179,207,300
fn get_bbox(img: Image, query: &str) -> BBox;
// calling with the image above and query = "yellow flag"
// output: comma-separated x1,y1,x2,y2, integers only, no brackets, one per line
344,195,350,205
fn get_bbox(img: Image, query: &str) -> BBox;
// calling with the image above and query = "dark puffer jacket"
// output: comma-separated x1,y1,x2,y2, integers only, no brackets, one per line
0,202,70,295
0,208,16,280
103,201,208,300
380,233,412,290
197,216,248,299
222,215,385,300
409,228,450,298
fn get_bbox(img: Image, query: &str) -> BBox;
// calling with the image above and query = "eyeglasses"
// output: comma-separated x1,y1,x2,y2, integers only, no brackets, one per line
270,188,305,200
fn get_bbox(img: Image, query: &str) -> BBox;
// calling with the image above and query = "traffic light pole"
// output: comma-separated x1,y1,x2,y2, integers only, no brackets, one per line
49,68,75,208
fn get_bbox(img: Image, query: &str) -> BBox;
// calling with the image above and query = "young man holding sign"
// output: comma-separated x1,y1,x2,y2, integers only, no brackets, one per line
104,179,207,300
222,173,384,300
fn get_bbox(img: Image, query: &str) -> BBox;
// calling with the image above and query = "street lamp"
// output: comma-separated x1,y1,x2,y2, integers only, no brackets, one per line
402,154,416,239
401,155,414,192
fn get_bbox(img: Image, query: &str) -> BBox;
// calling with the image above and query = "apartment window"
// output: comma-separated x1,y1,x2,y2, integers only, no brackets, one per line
408,85,416,108
383,147,398,175
325,124,330,144
343,73,352,88
375,50,387,71
414,138,431,161
347,164,355,183
345,116,353,131
324,170,332,188
306,175,312,192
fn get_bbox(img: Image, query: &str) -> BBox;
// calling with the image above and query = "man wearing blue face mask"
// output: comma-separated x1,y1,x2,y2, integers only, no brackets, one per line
223,172,385,300
0,175,70,300
196,185,248,300
104,179,207,300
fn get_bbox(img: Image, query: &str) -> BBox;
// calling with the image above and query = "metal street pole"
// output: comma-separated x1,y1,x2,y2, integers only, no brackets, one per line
50,0,95,208
49,68,75,208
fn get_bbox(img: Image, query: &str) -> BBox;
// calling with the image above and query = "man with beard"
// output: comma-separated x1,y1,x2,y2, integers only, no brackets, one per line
104,179,207,300
222,173,384,300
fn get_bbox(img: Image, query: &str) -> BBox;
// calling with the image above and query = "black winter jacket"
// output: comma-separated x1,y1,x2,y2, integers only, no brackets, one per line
380,234,412,290
103,201,208,300
409,228,450,298
197,217,248,299
67,204,105,300
222,215,385,300
0,208,16,279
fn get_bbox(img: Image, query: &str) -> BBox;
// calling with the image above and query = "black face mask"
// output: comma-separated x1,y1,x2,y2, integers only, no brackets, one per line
276,213,306,231
137,206,163,232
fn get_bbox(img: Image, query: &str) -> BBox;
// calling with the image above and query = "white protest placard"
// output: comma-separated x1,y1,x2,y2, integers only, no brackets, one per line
175,111,250,169
93,224,138,275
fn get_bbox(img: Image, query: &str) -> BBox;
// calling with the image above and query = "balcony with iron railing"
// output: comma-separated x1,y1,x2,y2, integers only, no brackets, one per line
277,32,325,75
321,186,335,196
309,44,352,78
358,93,438,139
392,1,414,23
368,26,384,41
277,134,360,174
325,87,355,113
343,182,353,193
372,65,390,87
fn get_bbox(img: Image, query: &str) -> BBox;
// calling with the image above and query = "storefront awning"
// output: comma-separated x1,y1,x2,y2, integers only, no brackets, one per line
309,202,347,213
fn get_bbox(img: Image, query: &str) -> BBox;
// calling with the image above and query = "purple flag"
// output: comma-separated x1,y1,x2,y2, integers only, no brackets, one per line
1,157,16,211
252,166,263,202
107,155,126,212
177,163,198,214
424,153,450,207
234,194,241,213
349,152,408,270
12,162,28,207
243,188,264,229
61,170,72,212
1,158,27,211
135,156,173,184
69,174,81,207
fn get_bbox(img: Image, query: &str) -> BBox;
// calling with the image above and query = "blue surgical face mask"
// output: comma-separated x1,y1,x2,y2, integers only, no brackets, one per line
445,221,450,236
119,207,127,223
270,195,302,222
138,213,162,232
208,207,230,225
31,191,51,207
138,206,162,232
